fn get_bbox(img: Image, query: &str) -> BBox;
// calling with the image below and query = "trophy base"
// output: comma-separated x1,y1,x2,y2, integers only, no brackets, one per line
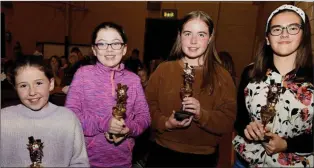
106,133,126,145
258,133,271,143
174,111,194,121
260,134,272,143
30,163,42,168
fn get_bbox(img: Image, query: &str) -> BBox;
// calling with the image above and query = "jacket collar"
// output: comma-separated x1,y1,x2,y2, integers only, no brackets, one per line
267,59,313,83
95,61,125,77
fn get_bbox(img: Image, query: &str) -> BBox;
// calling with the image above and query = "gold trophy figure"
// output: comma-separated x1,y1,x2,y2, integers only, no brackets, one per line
106,83,129,143
260,79,281,141
174,63,195,121
27,136,44,168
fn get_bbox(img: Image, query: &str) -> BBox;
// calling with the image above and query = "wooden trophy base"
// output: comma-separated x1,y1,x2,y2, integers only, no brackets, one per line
174,110,194,121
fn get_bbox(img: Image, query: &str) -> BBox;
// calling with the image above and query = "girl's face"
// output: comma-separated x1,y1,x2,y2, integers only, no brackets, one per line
15,66,54,111
266,11,303,58
181,18,210,60
50,57,59,68
92,28,127,69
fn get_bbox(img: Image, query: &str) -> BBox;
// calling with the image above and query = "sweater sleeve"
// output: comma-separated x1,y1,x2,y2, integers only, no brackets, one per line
125,79,151,137
69,116,90,167
194,68,237,135
65,68,111,136
145,65,169,134
234,65,252,137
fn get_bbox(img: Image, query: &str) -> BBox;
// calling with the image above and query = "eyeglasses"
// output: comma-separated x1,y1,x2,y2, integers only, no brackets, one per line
94,42,125,50
269,24,302,36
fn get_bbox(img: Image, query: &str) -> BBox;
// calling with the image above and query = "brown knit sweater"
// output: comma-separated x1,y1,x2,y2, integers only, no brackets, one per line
145,60,236,154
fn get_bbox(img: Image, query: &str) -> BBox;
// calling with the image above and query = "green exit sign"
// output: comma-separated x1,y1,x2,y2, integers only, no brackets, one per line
162,9,177,19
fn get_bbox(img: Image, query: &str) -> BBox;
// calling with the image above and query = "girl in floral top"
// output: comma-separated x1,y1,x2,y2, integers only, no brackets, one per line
233,4,313,167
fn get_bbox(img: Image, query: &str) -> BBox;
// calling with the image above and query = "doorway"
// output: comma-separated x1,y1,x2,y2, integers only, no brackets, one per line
143,18,179,74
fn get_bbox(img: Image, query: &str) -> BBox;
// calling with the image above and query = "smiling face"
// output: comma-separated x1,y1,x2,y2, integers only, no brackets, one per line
266,11,303,58
15,66,54,111
180,18,210,60
92,28,127,68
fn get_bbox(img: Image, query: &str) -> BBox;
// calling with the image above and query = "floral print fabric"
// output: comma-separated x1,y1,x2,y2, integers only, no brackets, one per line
233,69,314,167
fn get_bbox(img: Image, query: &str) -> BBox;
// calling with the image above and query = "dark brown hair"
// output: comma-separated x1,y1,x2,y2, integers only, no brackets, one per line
91,22,127,45
11,55,53,85
219,51,236,84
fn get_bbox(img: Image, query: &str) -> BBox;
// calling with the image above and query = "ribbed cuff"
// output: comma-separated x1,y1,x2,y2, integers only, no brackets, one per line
99,116,112,133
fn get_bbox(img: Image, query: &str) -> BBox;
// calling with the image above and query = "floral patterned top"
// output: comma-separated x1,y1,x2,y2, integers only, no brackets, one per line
233,65,314,167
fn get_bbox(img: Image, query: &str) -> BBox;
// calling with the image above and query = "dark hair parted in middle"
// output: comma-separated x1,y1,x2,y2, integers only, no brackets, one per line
91,22,128,45
11,55,53,86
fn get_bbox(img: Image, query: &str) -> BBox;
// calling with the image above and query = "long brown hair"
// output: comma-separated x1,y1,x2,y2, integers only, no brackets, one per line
250,9,313,82
219,51,236,84
170,11,221,94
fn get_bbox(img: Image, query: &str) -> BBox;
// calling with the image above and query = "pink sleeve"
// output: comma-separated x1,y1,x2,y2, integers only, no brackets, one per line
65,68,112,137
125,80,151,137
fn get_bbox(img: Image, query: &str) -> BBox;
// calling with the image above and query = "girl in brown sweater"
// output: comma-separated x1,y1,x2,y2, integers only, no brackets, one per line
145,11,237,167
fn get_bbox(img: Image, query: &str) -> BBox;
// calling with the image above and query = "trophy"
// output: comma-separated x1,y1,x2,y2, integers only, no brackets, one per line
27,136,44,168
174,63,195,121
107,83,128,143
260,79,281,141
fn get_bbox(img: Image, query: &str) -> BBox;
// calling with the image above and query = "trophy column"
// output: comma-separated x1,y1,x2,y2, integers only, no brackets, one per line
260,79,282,141
174,63,195,121
27,136,44,168
106,83,129,143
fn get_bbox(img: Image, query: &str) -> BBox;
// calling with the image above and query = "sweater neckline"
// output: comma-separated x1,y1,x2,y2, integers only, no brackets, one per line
178,59,203,70
18,102,58,119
